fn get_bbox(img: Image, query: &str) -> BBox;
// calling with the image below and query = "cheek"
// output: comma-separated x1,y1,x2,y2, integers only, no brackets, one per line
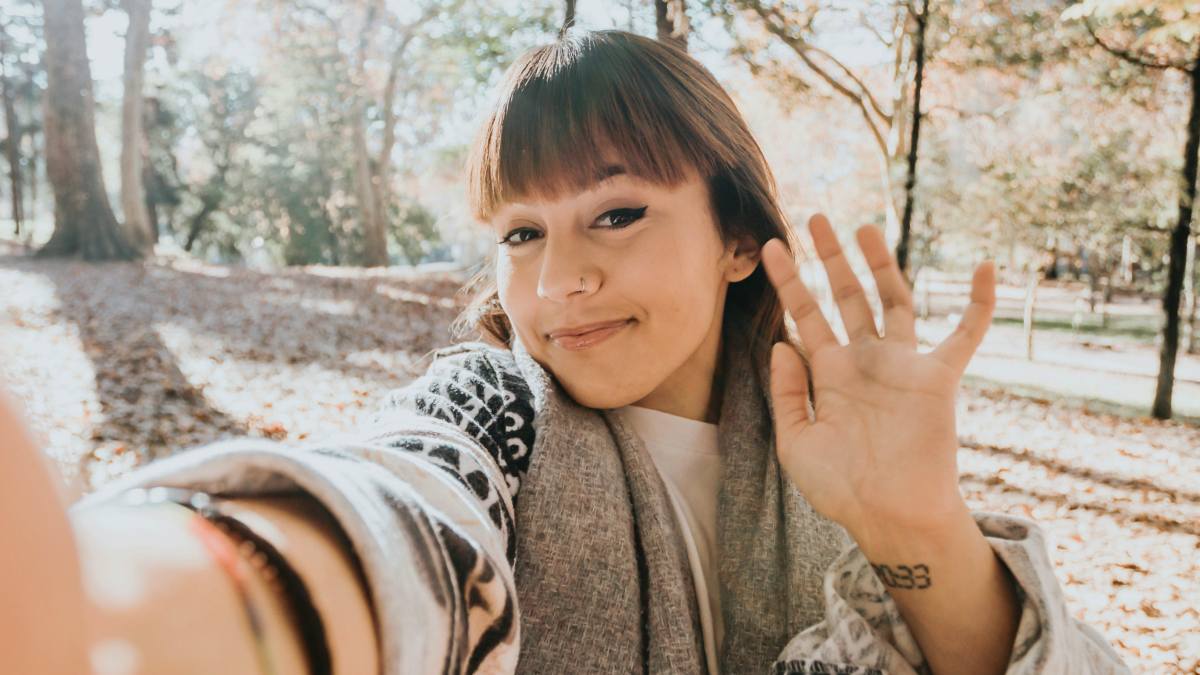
495,256,541,340
628,231,723,318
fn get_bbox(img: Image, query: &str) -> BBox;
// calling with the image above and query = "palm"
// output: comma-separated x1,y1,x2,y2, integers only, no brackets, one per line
761,215,996,537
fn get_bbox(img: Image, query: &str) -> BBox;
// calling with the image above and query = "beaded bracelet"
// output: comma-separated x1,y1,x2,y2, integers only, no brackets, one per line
119,487,332,675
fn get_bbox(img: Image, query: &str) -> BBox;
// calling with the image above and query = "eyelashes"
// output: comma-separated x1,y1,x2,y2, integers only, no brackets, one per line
498,206,648,247
595,205,647,229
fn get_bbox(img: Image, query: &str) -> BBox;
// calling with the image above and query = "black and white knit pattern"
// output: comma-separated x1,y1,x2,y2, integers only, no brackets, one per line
373,342,535,565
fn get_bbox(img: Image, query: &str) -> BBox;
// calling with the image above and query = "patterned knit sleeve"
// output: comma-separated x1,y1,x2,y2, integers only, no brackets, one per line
769,512,1132,675
70,340,535,675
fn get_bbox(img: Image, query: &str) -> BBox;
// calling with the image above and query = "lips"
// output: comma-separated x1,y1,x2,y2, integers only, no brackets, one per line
547,319,634,339
548,319,634,351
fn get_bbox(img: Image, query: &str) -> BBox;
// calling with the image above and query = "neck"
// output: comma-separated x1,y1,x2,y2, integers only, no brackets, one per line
630,326,725,425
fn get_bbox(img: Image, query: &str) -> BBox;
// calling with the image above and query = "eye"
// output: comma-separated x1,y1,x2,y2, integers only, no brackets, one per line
497,228,540,247
595,206,648,229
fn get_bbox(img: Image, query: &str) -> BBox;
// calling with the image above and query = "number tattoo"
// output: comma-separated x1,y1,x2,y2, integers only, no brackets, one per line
870,563,932,590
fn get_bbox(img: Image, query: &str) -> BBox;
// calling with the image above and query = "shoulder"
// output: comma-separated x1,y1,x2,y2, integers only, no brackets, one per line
378,341,537,477
415,340,532,411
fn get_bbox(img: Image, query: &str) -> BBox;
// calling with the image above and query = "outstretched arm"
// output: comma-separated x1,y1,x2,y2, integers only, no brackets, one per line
3,384,375,674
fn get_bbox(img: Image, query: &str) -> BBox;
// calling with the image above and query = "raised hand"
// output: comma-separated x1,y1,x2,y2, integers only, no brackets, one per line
761,214,996,546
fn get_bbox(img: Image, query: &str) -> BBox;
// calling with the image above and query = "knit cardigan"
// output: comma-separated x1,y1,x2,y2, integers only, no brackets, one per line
73,334,1131,674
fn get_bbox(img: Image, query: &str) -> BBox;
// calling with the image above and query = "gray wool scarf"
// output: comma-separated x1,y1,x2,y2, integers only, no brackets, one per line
507,323,853,674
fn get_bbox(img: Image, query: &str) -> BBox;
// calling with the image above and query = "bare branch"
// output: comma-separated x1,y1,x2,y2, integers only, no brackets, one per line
377,9,435,168
857,7,893,48
746,1,889,155
1083,16,1178,71
804,42,891,120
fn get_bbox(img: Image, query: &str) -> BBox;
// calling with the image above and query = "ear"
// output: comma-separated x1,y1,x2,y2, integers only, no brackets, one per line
724,234,762,283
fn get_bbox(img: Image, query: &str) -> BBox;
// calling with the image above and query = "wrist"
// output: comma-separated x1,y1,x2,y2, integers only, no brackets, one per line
849,499,979,564
223,495,379,675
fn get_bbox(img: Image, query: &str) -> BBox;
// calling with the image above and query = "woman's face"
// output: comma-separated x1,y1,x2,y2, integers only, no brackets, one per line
489,166,759,420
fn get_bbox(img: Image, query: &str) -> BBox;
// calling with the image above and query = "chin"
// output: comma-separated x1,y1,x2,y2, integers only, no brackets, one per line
553,372,646,410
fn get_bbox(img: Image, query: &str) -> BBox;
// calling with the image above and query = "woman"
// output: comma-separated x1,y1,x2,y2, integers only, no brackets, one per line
1,29,1127,674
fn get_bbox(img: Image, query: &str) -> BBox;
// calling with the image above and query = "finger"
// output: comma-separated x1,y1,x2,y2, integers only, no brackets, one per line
931,261,996,374
808,214,879,341
770,341,814,432
762,237,839,354
854,224,916,346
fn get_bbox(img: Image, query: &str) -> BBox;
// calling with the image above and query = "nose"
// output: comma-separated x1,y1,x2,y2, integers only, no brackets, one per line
536,233,599,302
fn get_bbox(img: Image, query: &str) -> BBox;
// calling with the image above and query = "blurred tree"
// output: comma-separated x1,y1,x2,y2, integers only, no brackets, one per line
252,0,556,266
0,1,42,238
38,0,140,260
141,95,182,240
709,0,932,271
0,20,23,236
120,0,155,250
563,0,577,33
175,67,258,254
656,0,689,51
1064,0,1200,419
348,1,440,267
894,0,927,276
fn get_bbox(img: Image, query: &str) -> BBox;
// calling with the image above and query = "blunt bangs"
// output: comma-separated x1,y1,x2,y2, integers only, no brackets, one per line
467,29,736,222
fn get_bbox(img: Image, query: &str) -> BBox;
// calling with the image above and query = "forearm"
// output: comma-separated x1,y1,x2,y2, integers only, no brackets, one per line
221,495,379,675
853,504,1021,675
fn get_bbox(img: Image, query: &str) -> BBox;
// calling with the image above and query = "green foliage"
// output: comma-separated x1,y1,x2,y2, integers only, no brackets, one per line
117,0,558,266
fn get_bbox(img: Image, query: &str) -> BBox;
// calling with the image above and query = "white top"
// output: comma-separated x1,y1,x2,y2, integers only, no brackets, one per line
613,404,723,675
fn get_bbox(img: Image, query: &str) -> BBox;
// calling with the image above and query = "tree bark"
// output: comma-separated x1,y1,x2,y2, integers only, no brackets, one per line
0,24,24,236
348,1,389,267
1023,268,1038,361
895,0,929,279
38,0,140,261
1152,49,1200,419
563,0,576,32
1184,234,1197,354
655,0,688,51
120,0,154,250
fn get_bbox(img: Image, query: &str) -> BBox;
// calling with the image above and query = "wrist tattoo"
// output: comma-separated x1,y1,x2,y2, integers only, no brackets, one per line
870,562,932,590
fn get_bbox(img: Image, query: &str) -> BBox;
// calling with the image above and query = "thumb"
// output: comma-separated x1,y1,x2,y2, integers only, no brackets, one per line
769,341,812,435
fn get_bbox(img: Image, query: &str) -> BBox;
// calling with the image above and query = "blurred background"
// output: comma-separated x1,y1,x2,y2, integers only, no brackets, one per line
0,0,1197,671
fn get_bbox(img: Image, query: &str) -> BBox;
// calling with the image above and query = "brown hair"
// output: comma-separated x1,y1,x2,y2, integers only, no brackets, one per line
451,28,807,378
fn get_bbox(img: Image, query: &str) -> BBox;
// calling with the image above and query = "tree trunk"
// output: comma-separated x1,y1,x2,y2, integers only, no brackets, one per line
1184,234,1198,354
655,0,688,51
348,1,389,267
27,110,38,215
38,0,139,261
120,0,154,250
0,26,24,236
895,0,928,279
1024,268,1038,361
563,0,576,32
183,194,219,252
1152,51,1200,420
352,110,388,267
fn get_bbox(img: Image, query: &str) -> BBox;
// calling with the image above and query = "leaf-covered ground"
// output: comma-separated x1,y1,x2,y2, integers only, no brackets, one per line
1,253,1196,673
